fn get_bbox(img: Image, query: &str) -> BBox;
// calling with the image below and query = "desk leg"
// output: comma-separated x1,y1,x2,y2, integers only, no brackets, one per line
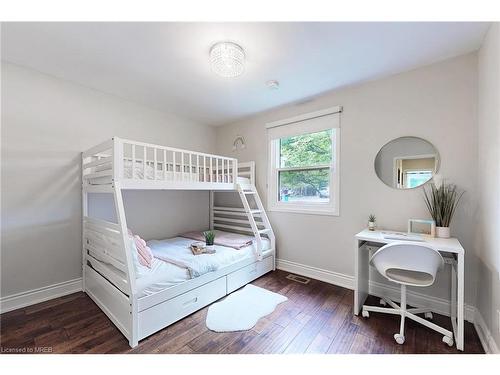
354,239,369,315
456,253,464,351
450,259,457,338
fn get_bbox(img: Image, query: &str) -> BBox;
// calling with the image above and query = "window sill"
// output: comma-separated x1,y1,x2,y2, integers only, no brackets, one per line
268,205,339,217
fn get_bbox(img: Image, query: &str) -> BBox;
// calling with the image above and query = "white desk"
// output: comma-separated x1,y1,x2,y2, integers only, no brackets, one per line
354,229,465,351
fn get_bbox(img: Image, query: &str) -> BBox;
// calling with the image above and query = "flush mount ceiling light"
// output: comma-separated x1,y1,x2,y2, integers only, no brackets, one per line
210,41,245,78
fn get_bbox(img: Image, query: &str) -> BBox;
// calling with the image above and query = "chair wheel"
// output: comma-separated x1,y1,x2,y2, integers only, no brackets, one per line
379,298,387,306
394,333,405,345
442,336,454,347
424,312,433,320
362,310,369,318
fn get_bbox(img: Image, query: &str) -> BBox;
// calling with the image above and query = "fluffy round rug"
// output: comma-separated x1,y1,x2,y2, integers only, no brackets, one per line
206,284,288,332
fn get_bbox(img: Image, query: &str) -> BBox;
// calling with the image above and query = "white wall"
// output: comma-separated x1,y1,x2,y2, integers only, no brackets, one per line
476,23,500,350
1,62,216,297
87,191,210,241
215,53,478,305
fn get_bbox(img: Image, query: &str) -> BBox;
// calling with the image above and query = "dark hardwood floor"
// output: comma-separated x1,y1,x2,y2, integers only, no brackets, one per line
0,270,484,354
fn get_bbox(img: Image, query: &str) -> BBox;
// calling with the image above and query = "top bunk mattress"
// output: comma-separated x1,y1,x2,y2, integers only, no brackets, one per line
136,235,271,298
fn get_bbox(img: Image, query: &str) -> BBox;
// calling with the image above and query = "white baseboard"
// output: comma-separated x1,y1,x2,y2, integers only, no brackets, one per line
473,307,500,354
0,278,83,314
276,258,475,322
277,258,354,290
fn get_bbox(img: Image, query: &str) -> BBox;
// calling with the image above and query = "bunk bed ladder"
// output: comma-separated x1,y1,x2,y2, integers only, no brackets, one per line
237,183,275,266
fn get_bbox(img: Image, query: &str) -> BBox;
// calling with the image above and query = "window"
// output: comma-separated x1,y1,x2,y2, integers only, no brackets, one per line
404,170,433,189
267,107,341,216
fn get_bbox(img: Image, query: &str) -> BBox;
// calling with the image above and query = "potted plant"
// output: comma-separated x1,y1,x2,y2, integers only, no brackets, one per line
203,230,216,251
368,214,376,231
423,181,464,238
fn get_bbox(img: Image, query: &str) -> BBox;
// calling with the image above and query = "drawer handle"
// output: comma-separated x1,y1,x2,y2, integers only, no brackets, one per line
182,297,198,307
249,267,257,274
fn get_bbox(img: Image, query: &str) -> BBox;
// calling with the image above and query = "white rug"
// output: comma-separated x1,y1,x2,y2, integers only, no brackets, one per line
206,284,288,332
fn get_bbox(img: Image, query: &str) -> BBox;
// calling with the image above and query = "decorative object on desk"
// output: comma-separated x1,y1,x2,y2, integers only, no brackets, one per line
368,214,376,231
203,230,216,251
423,181,464,238
408,219,436,237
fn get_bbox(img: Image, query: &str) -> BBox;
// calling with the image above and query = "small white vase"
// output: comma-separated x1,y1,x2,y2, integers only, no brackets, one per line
206,244,215,251
368,221,376,231
436,226,450,238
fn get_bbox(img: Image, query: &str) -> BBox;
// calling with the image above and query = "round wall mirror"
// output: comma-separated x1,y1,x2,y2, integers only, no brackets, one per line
374,136,439,189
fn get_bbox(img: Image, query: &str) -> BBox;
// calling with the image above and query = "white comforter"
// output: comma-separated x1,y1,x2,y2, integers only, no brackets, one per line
147,237,250,278
135,235,271,297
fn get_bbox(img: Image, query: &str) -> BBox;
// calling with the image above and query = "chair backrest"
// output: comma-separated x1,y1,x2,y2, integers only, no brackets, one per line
370,242,444,287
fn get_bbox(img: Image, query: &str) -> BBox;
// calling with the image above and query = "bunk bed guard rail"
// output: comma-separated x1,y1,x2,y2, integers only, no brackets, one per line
82,137,239,188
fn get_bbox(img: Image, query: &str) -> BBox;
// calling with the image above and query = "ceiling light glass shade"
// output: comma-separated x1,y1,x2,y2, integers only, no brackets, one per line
210,42,245,78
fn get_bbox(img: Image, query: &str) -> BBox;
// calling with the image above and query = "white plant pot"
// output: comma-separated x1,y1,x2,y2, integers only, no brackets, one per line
436,226,450,238
206,245,215,251
368,222,376,231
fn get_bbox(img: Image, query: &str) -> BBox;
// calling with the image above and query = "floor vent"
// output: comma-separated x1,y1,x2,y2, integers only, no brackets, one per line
286,274,311,284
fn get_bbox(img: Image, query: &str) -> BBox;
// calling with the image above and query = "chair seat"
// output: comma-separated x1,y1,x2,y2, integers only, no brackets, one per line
385,268,434,286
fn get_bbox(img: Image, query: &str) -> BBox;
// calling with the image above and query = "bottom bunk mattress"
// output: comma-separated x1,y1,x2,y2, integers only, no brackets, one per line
136,235,271,298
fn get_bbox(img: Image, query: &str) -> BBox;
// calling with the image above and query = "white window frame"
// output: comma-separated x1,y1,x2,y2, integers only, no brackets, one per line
267,107,341,216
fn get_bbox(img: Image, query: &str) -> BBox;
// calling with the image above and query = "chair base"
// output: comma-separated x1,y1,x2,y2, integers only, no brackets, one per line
362,286,454,347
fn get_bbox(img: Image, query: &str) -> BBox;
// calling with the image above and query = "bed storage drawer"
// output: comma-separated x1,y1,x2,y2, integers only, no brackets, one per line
138,276,226,340
227,255,274,293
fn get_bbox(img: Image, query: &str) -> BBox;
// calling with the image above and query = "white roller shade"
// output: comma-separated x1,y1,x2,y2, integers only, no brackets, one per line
266,106,341,140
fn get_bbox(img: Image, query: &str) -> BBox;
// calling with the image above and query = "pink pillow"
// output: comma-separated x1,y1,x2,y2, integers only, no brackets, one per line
134,235,153,268
128,230,153,268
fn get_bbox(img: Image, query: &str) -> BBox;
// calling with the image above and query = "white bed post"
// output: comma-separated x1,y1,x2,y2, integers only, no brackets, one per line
112,138,139,347
215,158,219,182
142,147,147,180
209,157,213,182
249,161,255,186
204,156,207,182
153,148,157,181
163,149,167,180
81,153,88,293
113,137,123,182
131,144,136,179
189,154,192,182
233,159,238,185
181,152,185,181
173,152,177,181
196,155,200,182
209,191,214,230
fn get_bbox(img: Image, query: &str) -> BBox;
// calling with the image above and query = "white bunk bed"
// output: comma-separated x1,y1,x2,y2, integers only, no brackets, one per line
81,137,275,347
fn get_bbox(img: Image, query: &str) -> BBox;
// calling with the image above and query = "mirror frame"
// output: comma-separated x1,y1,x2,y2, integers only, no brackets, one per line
374,136,440,190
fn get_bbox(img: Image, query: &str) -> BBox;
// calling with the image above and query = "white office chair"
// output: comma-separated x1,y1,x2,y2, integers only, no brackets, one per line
362,242,454,346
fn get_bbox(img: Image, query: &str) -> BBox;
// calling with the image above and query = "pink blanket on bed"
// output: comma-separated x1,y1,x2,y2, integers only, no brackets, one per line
180,230,254,250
